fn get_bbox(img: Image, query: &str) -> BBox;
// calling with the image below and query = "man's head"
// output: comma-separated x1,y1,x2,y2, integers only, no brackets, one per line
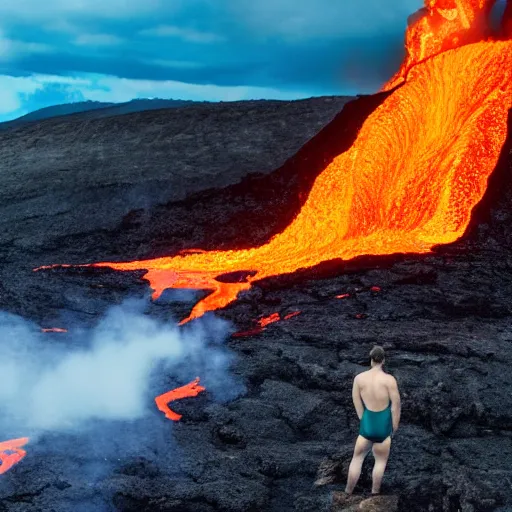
370,345,385,366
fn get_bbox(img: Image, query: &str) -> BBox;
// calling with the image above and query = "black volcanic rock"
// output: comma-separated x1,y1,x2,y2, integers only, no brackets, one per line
0,95,350,264
0,94,511,512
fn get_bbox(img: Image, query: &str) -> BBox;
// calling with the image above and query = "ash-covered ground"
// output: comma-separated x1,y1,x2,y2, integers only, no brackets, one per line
0,93,511,512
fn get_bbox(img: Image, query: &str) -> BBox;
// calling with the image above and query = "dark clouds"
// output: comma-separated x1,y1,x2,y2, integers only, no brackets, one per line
0,0,423,120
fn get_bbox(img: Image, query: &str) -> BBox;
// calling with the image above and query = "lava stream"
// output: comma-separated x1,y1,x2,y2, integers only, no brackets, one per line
155,378,205,421
36,1,512,324
0,438,28,474
58,41,512,323
384,0,495,90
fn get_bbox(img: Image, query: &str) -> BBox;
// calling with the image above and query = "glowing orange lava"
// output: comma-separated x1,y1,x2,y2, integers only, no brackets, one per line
155,378,205,421
41,328,68,333
37,1,512,324
0,438,28,474
232,311,301,337
258,312,281,328
384,0,495,90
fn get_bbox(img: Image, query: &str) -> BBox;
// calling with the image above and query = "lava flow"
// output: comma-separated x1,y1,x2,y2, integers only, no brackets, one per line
232,311,301,337
38,0,512,323
384,0,496,90
155,378,205,421
0,437,28,474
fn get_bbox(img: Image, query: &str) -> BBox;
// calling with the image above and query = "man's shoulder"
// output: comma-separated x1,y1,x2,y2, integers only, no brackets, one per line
355,369,371,380
384,372,398,386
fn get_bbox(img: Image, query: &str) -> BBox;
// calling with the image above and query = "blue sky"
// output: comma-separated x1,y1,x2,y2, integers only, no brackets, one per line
0,0,424,121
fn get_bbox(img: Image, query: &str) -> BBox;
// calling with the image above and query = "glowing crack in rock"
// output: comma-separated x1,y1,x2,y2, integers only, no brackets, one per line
283,311,301,320
231,327,264,338
232,311,302,337
258,312,281,328
155,378,206,421
0,438,28,474
36,1,512,324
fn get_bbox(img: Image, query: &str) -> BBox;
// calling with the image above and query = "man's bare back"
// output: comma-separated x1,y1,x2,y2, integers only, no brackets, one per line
355,368,400,429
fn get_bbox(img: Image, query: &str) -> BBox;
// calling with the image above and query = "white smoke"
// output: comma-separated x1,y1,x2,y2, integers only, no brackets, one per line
0,299,242,434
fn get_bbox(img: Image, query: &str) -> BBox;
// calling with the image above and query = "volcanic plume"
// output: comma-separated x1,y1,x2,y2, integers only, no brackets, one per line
39,0,512,324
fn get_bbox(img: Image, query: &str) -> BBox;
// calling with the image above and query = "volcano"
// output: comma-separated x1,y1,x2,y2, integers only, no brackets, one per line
39,1,512,329
3,1,512,511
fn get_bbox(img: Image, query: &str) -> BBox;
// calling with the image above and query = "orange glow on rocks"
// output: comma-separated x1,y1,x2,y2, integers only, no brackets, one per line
155,378,205,421
503,0,512,37
0,438,28,474
37,1,512,324
232,327,265,338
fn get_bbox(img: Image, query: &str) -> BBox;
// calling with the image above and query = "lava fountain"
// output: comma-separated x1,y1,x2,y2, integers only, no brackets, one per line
37,0,512,323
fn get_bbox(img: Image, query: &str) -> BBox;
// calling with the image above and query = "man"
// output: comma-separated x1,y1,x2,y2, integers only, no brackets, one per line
345,345,401,495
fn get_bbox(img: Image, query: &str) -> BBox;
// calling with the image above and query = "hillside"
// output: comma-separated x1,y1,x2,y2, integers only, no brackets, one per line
0,93,510,511
0,98,203,130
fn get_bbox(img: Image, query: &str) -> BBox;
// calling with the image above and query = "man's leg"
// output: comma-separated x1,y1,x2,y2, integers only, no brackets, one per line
371,436,391,494
345,435,372,494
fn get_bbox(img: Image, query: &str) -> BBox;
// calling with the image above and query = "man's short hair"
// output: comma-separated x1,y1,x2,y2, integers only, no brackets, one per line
370,345,385,363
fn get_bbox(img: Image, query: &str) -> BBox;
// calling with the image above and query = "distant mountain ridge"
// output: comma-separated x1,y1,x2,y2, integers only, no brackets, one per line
0,98,203,130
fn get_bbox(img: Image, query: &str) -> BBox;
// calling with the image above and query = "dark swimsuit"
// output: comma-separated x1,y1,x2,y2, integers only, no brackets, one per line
359,402,393,443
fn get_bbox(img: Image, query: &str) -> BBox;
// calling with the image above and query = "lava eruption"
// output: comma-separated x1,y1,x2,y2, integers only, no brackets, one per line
38,0,512,324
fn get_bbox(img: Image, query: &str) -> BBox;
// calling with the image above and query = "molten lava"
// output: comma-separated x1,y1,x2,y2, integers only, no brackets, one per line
384,0,496,90
232,311,302,337
155,378,205,421
0,438,28,474
258,312,281,328
38,0,512,323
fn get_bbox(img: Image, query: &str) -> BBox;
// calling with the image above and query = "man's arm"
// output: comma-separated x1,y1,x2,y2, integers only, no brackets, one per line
352,376,364,420
388,376,401,432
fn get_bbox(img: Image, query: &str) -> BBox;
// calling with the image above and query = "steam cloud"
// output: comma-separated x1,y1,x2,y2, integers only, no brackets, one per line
0,299,242,435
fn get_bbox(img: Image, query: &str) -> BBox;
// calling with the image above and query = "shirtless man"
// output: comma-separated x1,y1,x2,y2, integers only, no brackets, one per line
345,346,401,495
